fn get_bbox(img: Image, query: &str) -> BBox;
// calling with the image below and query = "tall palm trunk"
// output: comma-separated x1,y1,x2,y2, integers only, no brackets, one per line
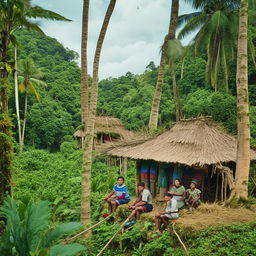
149,0,179,129
14,48,22,151
80,0,116,226
234,0,250,200
0,33,13,203
21,90,28,152
169,0,182,121
81,0,90,126
170,59,182,121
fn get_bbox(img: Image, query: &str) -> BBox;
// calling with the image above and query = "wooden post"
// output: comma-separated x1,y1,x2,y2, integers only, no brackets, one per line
123,157,128,176
135,161,140,196
215,172,219,202
119,228,124,251
159,187,167,200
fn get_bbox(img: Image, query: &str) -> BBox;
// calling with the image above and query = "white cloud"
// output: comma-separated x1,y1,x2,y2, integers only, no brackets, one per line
33,0,195,78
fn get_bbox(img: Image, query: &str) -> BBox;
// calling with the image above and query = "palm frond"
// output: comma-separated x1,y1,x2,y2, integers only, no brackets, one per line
177,11,202,28
27,6,71,21
19,18,45,34
178,13,208,40
28,82,41,101
30,78,47,87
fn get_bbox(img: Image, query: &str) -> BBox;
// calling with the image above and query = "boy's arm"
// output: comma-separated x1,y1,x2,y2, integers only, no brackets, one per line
103,190,115,200
192,193,200,201
129,195,142,208
134,200,146,207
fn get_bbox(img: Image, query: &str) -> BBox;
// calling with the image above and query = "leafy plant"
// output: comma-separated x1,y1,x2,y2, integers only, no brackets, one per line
0,196,85,256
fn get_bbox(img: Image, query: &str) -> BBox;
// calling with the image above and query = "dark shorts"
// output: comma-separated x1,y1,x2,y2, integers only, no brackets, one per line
142,204,153,212
116,199,130,205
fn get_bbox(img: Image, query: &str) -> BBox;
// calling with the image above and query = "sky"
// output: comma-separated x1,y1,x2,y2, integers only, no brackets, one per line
33,0,195,79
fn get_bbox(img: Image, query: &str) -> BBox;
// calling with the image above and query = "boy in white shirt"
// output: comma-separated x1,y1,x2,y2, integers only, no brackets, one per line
155,192,178,232
127,182,153,223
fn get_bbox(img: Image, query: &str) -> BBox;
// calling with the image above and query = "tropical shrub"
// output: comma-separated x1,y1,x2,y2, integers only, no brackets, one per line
0,196,85,256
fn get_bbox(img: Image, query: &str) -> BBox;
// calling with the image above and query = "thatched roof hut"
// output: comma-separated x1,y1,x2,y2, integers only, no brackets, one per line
103,117,256,166
74,116,134,140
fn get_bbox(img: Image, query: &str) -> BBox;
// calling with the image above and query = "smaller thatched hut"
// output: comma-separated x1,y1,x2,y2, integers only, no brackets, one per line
102,117,256,201
74,116,134,147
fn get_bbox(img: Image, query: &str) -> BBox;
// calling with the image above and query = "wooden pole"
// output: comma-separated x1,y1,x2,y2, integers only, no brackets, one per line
97,218,129,256
172,223,188,255
65,215,112,242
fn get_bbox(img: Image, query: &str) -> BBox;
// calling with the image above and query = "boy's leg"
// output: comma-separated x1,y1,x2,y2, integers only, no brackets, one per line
111,200,118,212
107,198,115,213
185,199,191,207
191,199,199,208
155,215,160,231
135,206,144,220
128,209,137,220
107,202,112,213
160,215,169,229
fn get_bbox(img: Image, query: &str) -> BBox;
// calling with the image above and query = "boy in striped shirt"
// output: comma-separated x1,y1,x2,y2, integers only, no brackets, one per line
103,176,130,213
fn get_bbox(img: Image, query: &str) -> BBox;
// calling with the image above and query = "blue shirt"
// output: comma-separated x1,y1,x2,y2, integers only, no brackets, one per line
113,184,130,200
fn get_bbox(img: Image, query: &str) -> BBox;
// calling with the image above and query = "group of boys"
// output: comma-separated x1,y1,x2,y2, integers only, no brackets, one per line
103,176,201,232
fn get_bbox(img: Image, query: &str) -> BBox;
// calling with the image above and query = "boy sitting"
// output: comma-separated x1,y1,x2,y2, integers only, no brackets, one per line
103,176,130,214
155,192,178,233
127,182,153,224
185,179,201,210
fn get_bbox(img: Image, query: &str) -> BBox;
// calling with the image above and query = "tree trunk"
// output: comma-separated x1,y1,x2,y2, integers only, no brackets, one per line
81,0,90,126
21,91,28,152
149,0,179,130
170,59,182,121
180,56,186,79
80,0,116,226
0,31,13,203
14,48,22,151
234,0,250,200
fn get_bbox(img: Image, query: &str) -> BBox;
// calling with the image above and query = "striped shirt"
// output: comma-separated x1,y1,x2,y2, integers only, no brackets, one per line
113,184,130,200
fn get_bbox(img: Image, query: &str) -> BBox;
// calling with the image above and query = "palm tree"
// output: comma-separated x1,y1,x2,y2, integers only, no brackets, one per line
234,0,250,200
149,0,180,130
80,0,117,226
18,59,47,152
166,39,185,121
81,0,90,127
0,0,70,202
178,0,240,91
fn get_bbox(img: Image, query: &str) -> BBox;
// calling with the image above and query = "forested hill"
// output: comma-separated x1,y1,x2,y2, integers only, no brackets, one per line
10,30,256,151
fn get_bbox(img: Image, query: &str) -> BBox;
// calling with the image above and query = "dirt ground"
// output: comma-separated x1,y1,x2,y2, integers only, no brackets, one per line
118,199,256,231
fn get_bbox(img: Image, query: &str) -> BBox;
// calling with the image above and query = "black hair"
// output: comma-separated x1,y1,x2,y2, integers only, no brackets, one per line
175,178,181,184
137,182,145,187
117,176,125,181
164,192,173,198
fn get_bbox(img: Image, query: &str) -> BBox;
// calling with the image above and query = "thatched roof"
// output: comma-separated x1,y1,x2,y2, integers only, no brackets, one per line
74,116,134,140
103,117,256,166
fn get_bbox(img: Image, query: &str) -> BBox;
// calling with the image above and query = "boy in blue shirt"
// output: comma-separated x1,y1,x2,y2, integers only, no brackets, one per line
103,176,130,213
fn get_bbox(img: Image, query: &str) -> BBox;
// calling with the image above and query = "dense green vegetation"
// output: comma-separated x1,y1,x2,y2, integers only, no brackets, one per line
1,2,255,255
12,148,256,256
13,145,136,222
9,27,256,151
